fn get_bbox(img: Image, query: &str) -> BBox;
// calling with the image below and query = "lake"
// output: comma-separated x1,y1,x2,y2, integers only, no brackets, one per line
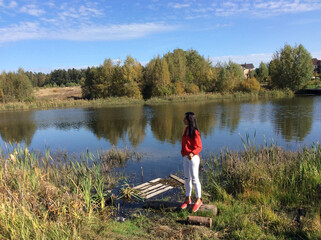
0,95,320,182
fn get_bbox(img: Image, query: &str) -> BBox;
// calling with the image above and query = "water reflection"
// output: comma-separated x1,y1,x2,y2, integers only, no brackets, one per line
0,97,318,149
0,111,36,145
87,106,147,146
271,97,314,142
150,103,216,143
217,102,241,133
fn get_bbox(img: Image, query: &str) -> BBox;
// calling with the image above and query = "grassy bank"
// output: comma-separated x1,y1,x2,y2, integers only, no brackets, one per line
145,89,294,105
114,143,321,239
1,143,320,239
0,88,294,111
0,144,141,239
201,142,321,239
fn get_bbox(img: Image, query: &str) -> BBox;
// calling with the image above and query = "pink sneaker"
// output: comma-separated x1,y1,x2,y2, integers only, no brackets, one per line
181,200,191,209
192,200,202,212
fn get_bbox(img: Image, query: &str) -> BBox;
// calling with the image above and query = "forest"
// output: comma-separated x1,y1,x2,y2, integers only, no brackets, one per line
0,44,315,102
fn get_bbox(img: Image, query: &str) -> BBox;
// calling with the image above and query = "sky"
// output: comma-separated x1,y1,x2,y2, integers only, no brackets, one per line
1,0,321,73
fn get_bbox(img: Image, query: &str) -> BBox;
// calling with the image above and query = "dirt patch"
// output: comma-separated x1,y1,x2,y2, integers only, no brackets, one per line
34,86,82,100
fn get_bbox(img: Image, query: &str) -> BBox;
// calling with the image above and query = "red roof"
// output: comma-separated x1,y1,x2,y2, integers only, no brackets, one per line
312,58,319,65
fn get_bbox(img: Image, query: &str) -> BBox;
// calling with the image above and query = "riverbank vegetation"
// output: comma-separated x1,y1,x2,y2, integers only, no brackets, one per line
0,44,315,107
0,88,294,111
0,144,141,239
203,141,321,239
1,142,320,239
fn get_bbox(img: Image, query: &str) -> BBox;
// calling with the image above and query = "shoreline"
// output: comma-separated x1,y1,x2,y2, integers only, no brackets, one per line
1,143,320,239
0,89,294,112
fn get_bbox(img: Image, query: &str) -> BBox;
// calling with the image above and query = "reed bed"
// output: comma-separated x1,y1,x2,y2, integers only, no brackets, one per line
0,97,144,111
145,89,294,104
203,141,321,239
0,89,293,111
0,144,139,239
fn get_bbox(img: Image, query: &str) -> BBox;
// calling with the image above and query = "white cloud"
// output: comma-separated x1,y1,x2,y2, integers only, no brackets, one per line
0,22,44,42
210,51,321,68
169,3,190,9
312,52,321,59
20,4,45,16
56,23,177,41
0,0,17,8
210,53,274,68
187,0,321,18
0,22,177,43
8,1,17,8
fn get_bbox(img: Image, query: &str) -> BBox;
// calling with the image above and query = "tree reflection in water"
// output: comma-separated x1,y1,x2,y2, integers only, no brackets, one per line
150,103,216,143
0,111,36,145
272,97,314,142
217,101,241,133
87,105,147,147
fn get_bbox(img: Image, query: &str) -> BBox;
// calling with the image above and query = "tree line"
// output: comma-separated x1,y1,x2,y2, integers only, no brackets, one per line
0,44,315,102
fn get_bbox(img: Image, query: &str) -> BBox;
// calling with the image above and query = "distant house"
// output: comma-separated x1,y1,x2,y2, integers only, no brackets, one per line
312,58,319,70
312,58,321,73
241,63,255,78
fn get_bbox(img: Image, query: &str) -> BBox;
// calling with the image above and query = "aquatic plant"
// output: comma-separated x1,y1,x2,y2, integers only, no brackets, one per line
0,143,141,239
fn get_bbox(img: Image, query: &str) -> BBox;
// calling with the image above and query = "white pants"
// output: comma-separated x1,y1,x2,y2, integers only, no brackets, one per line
183,155,201,199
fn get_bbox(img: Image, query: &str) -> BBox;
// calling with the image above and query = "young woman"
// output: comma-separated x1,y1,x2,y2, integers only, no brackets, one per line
181,112,202,212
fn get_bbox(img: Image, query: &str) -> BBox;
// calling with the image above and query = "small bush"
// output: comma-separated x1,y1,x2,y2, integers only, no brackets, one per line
240,77,261,92
185,83,200,94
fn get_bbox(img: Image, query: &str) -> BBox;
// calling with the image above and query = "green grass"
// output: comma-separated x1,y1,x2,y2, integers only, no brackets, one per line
0,144,140,239
202,143,321,239
145,89,294,105
1,141,320,239
0,89,294,112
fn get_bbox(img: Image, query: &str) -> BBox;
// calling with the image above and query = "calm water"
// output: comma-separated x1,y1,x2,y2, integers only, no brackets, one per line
1,96,321,181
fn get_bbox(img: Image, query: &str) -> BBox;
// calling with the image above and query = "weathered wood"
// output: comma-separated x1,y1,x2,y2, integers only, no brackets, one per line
139,183,163,193
133,178,162,190
143,201,217,215
187,216,212,228
197,204,218,215
145,186,173,199
169,174,185,185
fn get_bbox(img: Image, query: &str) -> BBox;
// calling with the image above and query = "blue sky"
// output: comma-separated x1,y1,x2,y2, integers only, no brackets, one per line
1,0,321,73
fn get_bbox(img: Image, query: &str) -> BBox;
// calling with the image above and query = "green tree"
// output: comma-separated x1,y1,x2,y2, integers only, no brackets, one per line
165,48,186,83
227,61,244,90
0,69,33,102
144,56,171,97
121,56,143,99
270,44,314,90
216,67,229,92
256,62,269,82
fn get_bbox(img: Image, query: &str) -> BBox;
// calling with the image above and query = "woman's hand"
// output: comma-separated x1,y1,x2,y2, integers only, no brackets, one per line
188,152,194,160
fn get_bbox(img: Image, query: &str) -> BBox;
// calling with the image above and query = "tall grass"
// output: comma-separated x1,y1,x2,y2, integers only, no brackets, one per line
145,89,294,104
203,142,321,239
0,89,293,111
0,143,139,239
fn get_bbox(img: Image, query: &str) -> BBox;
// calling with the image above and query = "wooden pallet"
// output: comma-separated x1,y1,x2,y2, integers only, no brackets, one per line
133,175,184,199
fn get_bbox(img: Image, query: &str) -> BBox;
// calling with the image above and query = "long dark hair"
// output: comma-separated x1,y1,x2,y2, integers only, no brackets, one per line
185,112,199,138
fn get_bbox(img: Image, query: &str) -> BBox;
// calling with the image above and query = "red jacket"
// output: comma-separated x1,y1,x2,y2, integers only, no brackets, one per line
181,127,202,157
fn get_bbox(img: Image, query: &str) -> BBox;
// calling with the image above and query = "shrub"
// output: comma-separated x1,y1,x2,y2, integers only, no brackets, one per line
240,77,261,92
185,83,200,94
173,81,185,94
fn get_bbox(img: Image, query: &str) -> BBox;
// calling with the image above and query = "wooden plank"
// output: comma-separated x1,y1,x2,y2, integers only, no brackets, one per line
133,178,162,190
142,184,169,196
169,174,185,185
150,178,162,183
140,185,167,198
145,186,173,199
132,182,150,190
139,183,164,194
